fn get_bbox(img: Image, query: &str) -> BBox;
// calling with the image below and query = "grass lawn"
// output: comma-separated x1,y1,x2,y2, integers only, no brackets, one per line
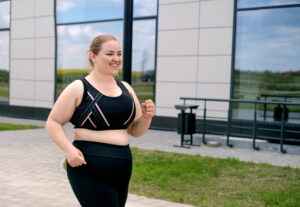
62,147,299,207
0,123,42,131
129,148,300,207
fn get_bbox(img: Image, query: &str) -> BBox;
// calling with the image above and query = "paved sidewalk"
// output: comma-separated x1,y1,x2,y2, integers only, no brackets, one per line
0,117,193,207
0,116,300,207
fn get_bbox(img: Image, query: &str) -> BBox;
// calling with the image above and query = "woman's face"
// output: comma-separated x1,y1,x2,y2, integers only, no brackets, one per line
91,40,122,76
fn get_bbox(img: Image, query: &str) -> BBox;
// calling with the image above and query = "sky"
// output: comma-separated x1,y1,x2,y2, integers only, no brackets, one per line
0,1,9,70
1,1,300,73
0,1,9,28
56,0,157,71
0,31,9,70
238,0,300,8
235,7,300,72
57,0,156,23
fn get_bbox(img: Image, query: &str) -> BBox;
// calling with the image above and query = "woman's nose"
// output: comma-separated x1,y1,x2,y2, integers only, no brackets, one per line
112,55,118,61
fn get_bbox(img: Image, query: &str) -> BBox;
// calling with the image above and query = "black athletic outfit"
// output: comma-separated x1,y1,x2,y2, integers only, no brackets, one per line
67,78,136,207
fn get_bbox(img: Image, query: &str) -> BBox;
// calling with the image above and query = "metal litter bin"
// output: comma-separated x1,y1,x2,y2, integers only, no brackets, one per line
174,104,199,148
274,104,289,121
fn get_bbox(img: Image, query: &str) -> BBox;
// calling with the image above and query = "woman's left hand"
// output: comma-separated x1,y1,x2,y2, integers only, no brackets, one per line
141,99,155,120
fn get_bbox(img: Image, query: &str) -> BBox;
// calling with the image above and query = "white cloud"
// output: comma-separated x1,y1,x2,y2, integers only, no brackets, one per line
57,23,124,69
0,2,9,28
110,0,122,3
57,39,89,69
134,0,156,16
83,25,104,39
266,42,290,49
274,25,300,37
57,26,65,36
103,0,122,3
132,20,156,71
58,25,107,69
68,26,81,38
0,35,9,56
57,0,75,12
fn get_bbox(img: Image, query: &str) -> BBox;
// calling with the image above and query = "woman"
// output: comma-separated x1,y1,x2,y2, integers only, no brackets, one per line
46,34,155,207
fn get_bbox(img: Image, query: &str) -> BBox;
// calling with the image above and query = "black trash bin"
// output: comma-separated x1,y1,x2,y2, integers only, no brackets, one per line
174,104,199,147
274,104,289,121
177,113,196,134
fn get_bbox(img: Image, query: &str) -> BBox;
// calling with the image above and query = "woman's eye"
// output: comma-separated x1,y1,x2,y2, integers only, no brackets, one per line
106,53,113,56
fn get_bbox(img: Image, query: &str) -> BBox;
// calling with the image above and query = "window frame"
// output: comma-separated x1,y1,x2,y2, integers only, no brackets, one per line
54,0,158,101
0,0,10,104
230,0,300,120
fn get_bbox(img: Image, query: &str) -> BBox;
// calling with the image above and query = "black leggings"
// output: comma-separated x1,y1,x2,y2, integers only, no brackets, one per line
67,141,132,207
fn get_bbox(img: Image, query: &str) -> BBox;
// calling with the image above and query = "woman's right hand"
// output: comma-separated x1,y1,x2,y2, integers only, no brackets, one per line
65,146,87,167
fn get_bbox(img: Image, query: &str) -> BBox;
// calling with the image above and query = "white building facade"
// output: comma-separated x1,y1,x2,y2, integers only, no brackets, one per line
1,0,300,132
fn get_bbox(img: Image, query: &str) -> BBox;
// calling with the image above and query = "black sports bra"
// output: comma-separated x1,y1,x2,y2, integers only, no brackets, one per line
70,78,136,130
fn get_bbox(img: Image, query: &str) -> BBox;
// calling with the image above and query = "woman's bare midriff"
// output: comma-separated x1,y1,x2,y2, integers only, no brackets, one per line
73,128,130,146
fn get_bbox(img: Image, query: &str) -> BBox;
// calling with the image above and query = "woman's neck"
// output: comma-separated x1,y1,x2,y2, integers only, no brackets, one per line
89,70,115,84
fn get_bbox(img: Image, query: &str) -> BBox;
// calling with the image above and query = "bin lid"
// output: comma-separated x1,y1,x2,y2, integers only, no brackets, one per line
174,104,198,111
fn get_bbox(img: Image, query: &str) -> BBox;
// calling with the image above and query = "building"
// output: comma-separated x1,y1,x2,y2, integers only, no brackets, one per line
0,0,299,134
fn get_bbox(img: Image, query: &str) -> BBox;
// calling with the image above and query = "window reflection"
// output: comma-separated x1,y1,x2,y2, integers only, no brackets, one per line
233,6,300,122
56,0,124,24
131,20,156,102
0,1,9,29
56,22,123,97
134,0,157,17
0,1,9,103
0,31,9,102
56,0,157,102
238,0,300,9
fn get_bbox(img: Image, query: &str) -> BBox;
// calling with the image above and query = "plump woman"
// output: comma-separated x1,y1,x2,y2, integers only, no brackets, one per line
46,34,155,207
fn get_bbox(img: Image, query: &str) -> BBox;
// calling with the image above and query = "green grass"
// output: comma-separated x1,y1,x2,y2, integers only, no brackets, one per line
129,148,300,207
63,147,300,206
0,123,42,131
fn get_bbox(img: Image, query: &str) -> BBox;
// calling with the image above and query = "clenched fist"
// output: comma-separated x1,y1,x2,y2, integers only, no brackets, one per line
66,146,87,167
141,99,155,120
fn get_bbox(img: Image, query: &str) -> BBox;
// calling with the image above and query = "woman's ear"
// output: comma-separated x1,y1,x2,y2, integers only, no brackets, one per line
89,51,96,63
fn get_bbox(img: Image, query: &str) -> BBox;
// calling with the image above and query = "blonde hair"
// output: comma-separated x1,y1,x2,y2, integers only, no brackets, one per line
89,34,118,67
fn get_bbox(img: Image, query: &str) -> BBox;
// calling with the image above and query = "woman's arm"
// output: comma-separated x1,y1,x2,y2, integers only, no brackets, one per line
45,80,87,167
122,81,155,137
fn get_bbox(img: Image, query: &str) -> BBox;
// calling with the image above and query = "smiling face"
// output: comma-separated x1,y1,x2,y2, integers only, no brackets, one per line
90,39,122,77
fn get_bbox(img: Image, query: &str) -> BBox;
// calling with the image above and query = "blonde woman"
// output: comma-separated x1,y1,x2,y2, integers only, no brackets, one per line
46,34,155,207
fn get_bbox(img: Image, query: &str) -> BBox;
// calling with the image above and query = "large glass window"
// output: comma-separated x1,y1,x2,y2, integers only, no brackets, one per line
56,0,157,100
133,0,157,17
238,0,300,8
233,2,300,122
56,0,124,24
0,0,10,103
132,19,156,102
56,22,123,95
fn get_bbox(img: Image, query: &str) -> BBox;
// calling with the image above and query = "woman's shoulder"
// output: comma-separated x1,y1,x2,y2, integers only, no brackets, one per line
60,79,84,99
67,79,84,91
120,80,133,92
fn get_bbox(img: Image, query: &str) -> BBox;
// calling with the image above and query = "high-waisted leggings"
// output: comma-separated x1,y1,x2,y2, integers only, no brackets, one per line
67,141,132,207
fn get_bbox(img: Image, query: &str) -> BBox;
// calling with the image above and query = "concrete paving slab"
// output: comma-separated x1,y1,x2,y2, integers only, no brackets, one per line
0,116,299,207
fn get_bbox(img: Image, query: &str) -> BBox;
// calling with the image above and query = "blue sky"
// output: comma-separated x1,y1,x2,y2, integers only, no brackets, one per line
0,1,9,28
235,7,300,72
56,0,157,72
0,31,9,70
238,0,300,8
56,0,157,23
1,0,300,73
56,20,156,72
0,1,9,70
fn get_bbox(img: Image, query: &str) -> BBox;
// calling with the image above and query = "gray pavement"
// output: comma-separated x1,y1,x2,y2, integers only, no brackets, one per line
0,116,300,207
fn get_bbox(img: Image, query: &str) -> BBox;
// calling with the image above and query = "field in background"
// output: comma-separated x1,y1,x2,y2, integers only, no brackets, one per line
57,69,154,102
